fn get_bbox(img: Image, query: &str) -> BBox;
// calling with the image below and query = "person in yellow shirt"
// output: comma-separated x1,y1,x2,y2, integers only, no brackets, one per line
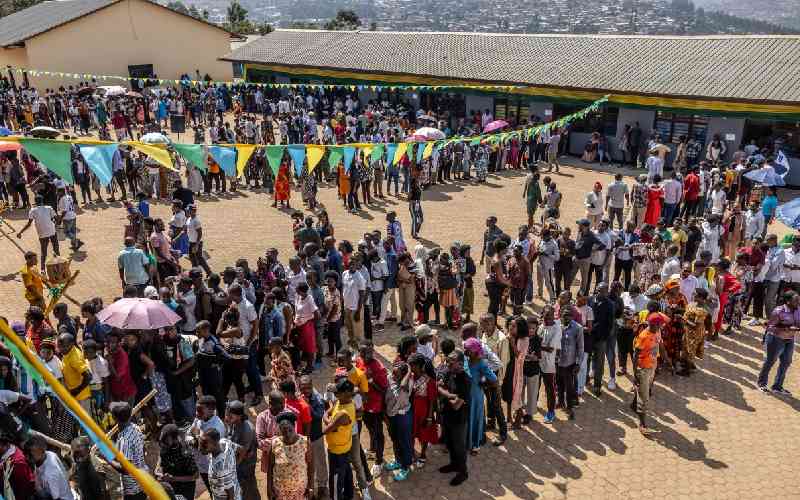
337,348,369,395
324,378,355,500
57,333,92,413
21,251,45,309
669,218,689,260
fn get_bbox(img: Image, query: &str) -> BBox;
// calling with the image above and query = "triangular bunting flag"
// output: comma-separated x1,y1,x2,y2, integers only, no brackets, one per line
386,143,398,167
416,142,425,163
18,139,74,183
327,146,343,171
394,143,407,166
127,142,175,171
235,145,257,176
370,143,385,164
79,144,118,187
173,143,206,172
343,146,356,173
306,145,325,173
361,145,373,162
422,142,434,160
207,145,236,177
287,145,306,176
407,143,416,163
265,145,285,176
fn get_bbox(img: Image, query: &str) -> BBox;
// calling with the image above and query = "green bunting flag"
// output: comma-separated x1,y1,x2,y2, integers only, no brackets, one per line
18,139,73,183
327,146,344,170
265,145,285,176
370,143,385,164
173,144,206,172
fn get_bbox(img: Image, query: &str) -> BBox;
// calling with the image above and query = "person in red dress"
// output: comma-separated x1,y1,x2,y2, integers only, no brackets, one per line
272,162,291,208
408,353,438,467
713,258,742,335
644,175,665,226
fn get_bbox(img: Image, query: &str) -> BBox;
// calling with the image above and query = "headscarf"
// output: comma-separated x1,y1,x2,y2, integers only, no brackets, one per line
463,337,483,357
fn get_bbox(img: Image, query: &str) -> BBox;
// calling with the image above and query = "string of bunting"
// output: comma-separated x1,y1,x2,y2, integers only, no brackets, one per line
8,66,526,93
3,96,609,185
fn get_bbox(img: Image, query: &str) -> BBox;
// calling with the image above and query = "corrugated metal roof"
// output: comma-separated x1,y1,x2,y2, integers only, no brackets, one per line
223,29,800,103
0,0,117,47
0,0,231,47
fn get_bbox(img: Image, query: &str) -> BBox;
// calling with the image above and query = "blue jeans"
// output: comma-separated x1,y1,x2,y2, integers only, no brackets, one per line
663,203,677,224
247,343,264,397
757,334,794,390
386,171,399,194
388,411,413,469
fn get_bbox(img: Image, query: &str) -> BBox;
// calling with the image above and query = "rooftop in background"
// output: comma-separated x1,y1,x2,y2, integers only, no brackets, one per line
0,0,232,47
224,29,800,104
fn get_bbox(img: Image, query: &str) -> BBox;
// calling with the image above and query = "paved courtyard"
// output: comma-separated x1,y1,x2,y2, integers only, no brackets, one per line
0,160,797,499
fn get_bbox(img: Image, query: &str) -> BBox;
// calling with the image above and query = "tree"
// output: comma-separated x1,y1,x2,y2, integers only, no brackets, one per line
324,9,361,31
166,0,189,15
226,0,248,28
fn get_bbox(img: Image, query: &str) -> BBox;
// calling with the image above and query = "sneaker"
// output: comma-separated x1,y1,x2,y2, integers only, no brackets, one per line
544,411,555,424
361,487,373,500
393,469,409,482
772,388,792,396
384,461,401,471
608,378,617,390
758,385,771,393
370,464,383,477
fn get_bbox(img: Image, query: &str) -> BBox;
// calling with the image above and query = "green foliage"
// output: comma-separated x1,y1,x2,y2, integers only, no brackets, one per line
324,9,361,31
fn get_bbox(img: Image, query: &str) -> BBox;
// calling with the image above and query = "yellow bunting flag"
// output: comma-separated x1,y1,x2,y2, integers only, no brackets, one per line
306,144,326,173
395,142,408,162
361,145,373,161
235,145,257,176
125,142,175,171
423,141,434,160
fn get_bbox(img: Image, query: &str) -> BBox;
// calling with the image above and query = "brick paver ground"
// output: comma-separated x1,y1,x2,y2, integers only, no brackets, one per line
0,159,797,499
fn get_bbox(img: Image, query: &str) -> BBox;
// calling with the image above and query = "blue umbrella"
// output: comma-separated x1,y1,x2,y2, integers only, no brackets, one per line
744,168,786,187
0,127,11,137
776,198,800,229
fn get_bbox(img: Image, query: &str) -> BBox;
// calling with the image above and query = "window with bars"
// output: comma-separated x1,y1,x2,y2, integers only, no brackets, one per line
653,112,709,146
553,104,619,136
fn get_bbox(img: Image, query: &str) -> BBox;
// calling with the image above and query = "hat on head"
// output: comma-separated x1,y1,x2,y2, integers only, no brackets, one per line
576,218,591,226
226,400,245,416
10,321,25,335
415,324,433,340
144,286,159,299
55,180,67,190
664,278,680,291
645,284,664,297
647,312,668,326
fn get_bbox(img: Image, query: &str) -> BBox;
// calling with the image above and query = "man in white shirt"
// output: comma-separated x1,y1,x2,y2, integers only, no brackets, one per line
369,252,389,328
17,194,59,270
662,172,683,225
186,204,211,275
678,263,699,304
538,306,562,424
661,245,682,283
744,201,766,242
605,174,629,230
591,220,614,285
781,236,800,294
285,257,307,304
645,149,663,184
585,182,604,229
56,183,83,251
342,258,367,349
26,435,75,500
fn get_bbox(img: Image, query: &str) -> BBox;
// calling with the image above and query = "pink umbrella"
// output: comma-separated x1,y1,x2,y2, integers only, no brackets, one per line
483,120,509,133
95,298,182,330
0,141,22,152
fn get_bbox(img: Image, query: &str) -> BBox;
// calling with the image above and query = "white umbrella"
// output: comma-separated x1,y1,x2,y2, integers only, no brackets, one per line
30,126,61,138
140,132,170,144
412,127,445,140
97,85,126,96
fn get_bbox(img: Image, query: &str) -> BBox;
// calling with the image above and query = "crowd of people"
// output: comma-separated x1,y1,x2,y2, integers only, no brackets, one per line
0,76,798,500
